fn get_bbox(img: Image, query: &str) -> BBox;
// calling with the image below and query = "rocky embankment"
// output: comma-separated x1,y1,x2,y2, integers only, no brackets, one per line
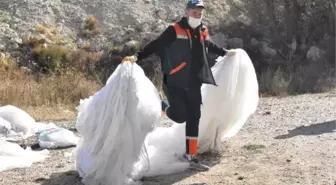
0,0,334,92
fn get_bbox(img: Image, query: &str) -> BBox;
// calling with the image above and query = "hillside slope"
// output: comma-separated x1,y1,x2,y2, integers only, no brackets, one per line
0,0,233,51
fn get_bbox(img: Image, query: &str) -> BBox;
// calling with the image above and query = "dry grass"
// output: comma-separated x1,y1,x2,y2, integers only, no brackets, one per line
20,105,77,121
0,67,101,121
79,15,102,38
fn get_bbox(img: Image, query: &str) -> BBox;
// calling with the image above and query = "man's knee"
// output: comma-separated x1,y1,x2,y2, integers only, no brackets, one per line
167,107,187,123
174,116,187,123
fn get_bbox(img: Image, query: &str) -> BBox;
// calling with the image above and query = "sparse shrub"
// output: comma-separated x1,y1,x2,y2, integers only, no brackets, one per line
79,15,102,38
32,44,72,73
35,24,49,34
84,15,98,30
65,49,105,76
22,35,47,48
21,22,106,75
258,67,292,96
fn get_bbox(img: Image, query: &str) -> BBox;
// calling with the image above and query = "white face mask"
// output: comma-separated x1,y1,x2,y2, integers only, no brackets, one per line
188,16,202,29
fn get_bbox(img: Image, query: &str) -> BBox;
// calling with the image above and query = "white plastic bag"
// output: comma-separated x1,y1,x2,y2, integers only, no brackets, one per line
75,61,161,185
0,140,49,172
0,105,36,137
38,127,79,149
33,122,58,133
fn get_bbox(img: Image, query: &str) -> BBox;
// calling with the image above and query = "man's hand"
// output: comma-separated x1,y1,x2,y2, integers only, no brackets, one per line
223,48,237,57
223,48,237,56
121,55,137,64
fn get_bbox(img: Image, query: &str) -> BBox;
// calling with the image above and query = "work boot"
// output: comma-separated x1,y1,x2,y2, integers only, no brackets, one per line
184,154,210,172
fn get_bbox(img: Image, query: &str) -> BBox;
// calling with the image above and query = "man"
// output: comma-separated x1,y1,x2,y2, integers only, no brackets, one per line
121,0,236,171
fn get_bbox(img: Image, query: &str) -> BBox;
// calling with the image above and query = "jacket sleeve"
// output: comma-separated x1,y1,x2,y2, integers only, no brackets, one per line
136,25,176,61
205,38,227,56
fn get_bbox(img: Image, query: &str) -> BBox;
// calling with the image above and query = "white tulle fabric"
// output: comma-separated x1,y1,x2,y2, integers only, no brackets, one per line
75,62,161,185
75,49,259,184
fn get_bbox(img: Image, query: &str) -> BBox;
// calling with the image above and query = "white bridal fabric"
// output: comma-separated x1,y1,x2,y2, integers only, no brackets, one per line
75,62,161,185
198,48,259,154
75,49,259,184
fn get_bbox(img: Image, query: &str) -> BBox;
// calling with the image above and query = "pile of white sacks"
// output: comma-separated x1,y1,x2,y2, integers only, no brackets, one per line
0,105,79,172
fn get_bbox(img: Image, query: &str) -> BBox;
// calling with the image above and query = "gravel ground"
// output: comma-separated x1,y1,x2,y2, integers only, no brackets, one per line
0,92,335,185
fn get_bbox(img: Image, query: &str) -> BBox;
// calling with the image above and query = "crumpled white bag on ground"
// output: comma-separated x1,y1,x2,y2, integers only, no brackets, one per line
0,105,36,138
75,61,161,185
130,48,259,179
38,127,79,149
0,106,65,142
0,139,49,172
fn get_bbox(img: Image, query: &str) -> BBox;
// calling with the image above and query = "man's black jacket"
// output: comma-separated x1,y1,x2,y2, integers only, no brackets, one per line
136,17,227,88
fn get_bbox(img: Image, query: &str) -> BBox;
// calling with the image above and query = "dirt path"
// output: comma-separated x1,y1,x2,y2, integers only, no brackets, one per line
0,93,335,185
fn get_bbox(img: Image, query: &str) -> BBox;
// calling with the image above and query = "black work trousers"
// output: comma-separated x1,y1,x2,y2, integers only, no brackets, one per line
162,83,202,155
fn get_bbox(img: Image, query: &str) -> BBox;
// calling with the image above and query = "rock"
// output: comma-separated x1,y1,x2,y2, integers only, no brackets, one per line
155,8,167,20
307,46,325,62
260,41,277,57
238,176,244,180
0,23,23,50
20,66,32,73
124,40,141,53
143,0,151,4
10,43,19,49
13,37,22,44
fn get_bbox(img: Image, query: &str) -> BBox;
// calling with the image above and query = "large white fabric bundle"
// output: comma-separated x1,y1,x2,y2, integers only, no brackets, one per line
75,62,161,185
198,48,259,153
75,49,259,184
130,48,259,179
